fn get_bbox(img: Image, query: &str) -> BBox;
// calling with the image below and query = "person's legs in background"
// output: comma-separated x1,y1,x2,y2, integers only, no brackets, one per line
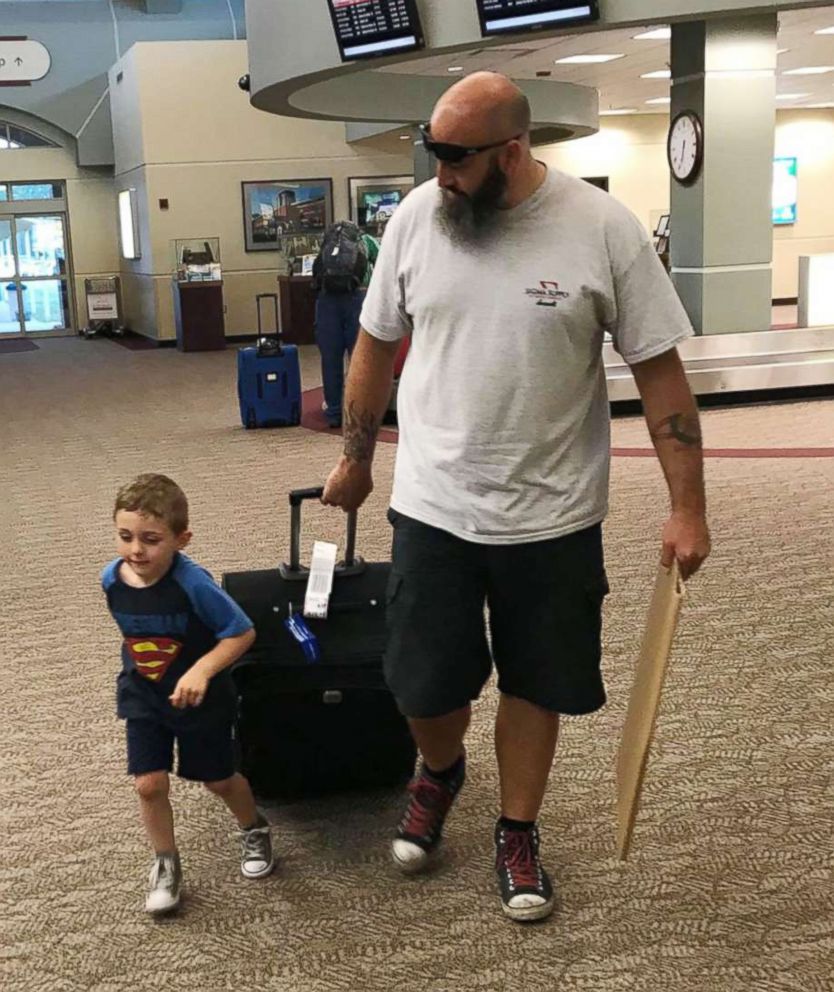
340,290,365,410
345,289,364,359
315,292,348,427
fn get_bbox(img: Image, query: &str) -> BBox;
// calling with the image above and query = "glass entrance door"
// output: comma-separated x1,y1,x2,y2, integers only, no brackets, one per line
0,213,72,335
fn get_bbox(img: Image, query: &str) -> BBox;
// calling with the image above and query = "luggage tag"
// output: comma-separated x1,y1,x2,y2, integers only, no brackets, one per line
303,540,338,620
284,608,321,664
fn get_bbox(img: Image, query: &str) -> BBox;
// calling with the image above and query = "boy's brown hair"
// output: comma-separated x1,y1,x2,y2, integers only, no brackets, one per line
113,474,189,534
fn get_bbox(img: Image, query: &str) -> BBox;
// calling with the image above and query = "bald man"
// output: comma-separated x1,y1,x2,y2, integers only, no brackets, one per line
324,72,710,923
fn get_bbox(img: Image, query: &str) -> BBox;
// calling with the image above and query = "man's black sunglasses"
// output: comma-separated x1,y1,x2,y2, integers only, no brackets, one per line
419,123,523,164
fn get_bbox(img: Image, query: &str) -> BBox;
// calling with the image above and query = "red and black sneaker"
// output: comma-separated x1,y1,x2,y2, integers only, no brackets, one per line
391,756,465,873
494,822,555,922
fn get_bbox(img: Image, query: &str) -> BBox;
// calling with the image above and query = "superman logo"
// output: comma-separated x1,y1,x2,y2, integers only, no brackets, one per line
125,637,183,682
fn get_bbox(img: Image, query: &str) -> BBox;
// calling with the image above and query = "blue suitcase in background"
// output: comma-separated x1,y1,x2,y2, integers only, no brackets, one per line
237,293,302,429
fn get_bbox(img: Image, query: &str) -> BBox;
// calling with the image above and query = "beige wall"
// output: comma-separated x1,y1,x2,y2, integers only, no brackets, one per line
109,45,145,180
98,42,834,338
540,115,672,236
772,111,834,298
109,41,413,340
0,110,118,331
540,109,834,299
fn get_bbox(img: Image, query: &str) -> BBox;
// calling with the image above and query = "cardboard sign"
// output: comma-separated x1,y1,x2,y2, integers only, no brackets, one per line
616,561,685,860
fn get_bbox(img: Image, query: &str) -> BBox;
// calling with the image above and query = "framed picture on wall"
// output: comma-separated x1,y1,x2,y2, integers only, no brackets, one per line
241,179,333,252
348,175,414,232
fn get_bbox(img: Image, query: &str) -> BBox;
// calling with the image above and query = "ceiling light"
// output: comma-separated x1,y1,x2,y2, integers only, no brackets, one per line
641,70,671,79
776,93,812,100
814,27,834,35
777,49,789,55
807,102,834,108
600,108,637,116
555,54,624,64
633,27,671,41
645,97,671,104
783,66,834,75
447,66,464,73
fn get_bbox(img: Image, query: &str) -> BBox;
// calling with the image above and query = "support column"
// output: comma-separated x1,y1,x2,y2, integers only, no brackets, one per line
670,16,777,334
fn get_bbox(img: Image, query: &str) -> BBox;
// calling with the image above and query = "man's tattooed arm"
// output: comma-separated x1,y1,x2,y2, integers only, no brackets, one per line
343,401,381,464
649,412,703,449
630,349,707,518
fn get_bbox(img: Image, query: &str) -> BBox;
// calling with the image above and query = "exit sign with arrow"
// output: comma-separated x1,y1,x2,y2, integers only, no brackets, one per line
0,38,51,87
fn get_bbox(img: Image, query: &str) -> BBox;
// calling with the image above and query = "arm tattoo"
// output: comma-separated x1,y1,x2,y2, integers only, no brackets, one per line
650,413,703,448
343,401,380,463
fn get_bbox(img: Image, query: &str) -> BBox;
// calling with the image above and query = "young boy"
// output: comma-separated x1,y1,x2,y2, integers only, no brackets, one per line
102,473,272,915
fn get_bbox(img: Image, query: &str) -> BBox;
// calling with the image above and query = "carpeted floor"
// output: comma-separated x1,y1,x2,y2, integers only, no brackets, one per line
1,338,832,992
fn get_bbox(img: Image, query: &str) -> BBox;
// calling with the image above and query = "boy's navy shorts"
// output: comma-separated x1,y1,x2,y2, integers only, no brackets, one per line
385,509,610,719
126,716,236,782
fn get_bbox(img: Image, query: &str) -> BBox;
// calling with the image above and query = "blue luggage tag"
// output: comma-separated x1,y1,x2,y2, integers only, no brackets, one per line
284,611,321,664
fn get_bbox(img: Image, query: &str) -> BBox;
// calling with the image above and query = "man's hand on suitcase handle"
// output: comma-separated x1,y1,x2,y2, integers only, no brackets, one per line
323,456,373,512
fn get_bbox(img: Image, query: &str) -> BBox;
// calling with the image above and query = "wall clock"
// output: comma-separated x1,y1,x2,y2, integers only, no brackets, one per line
667,110,703,185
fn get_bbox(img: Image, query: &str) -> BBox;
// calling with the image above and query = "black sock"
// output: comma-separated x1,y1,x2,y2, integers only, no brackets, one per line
498,816,535,832
424,753,464,783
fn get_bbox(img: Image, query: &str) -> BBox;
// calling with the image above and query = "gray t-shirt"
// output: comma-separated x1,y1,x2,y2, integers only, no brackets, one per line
360,168,693,545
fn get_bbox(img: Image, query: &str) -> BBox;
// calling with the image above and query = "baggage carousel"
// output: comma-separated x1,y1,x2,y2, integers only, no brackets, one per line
605,327,834,402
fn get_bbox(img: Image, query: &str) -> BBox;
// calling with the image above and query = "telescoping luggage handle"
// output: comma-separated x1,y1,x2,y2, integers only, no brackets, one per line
256,293,283,356
279,487,366,581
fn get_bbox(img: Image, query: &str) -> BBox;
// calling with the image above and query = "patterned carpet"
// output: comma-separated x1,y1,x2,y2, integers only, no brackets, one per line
1,338,832,992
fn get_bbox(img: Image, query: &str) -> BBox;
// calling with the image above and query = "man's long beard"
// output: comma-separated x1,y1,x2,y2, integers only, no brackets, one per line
436,158,508,247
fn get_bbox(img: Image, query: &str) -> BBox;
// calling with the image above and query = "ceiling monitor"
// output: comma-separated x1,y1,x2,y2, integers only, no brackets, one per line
476,0,599,37
326,0,425,62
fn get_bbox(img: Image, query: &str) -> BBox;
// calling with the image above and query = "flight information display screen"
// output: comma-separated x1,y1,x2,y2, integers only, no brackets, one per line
476,0,599,37
326,0,425,62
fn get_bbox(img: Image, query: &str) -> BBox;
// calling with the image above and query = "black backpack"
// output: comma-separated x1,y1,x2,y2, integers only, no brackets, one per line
318,222,367,294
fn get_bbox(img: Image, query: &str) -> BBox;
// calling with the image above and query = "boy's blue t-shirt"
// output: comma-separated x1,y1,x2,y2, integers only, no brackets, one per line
102,552,252,726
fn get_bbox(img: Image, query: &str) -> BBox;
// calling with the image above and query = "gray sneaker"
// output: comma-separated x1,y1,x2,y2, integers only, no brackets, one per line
239,818,274,879
145,851,182,915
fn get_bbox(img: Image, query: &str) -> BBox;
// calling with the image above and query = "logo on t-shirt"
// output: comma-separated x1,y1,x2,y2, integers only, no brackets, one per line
525,280,570,308
125,637,183,682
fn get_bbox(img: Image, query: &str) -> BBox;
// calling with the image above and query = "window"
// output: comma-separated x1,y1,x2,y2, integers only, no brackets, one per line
0,122,57,150
10,182,64,201
0,185,7,202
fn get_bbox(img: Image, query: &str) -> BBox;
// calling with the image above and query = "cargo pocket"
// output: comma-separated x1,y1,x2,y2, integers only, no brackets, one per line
385,572,404,614
383,572,405,692
585,572,610,662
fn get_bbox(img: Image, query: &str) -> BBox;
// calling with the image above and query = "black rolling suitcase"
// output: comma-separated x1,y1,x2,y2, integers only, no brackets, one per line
222,488,416,800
